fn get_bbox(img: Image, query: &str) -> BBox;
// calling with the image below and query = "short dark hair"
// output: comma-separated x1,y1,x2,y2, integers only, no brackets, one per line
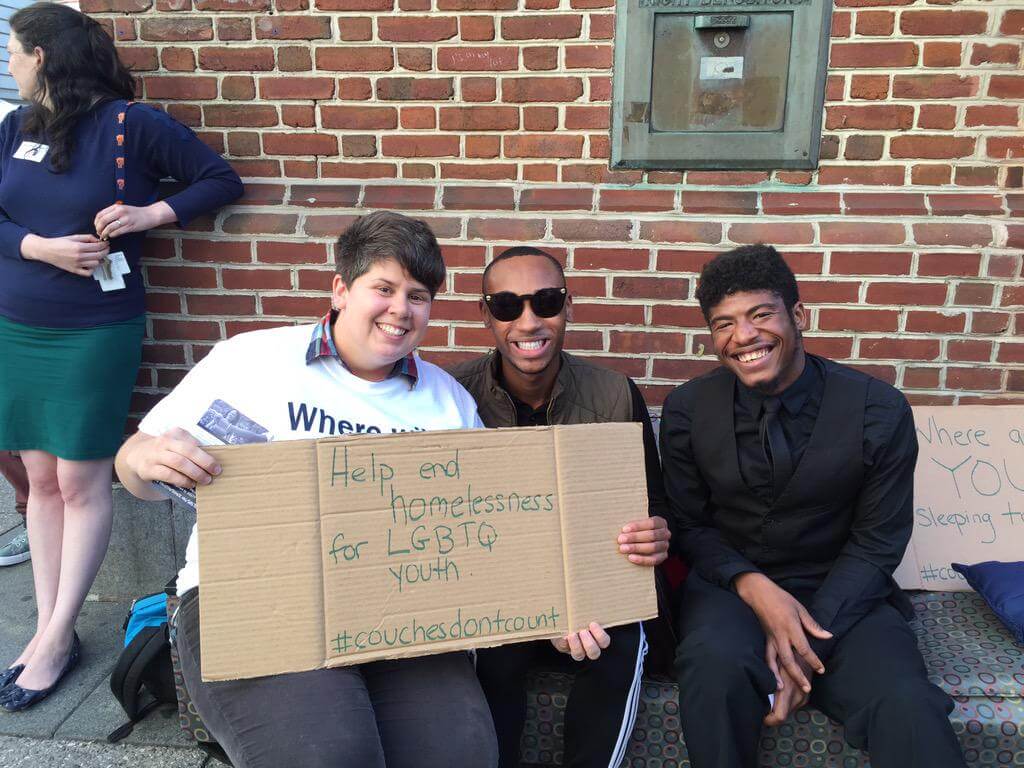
335,211,445,297
482,246,565,294
696,244,800,321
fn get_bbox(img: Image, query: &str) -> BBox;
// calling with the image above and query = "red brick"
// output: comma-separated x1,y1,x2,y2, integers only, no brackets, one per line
573,248,649,271
145,265,217,289
610,331,682,354
728,223,814,245
913,223,993,247
842,135,883,162
971,43,1020,66
320,105,397,130
229,159,280,177
336,16,372,40
287,184,360,207
439,106,519,131
860,338,941,361
222,213,298,235
890,135,975,159
340,135,377,158
563,106,607,130
830,251,912,275
651,305,705,328
831,10,851,36
684,171,769,186
954,167,999,187
997,343,1024,364
589,13,614,39
866,282,947,306
502,77,583,103
922,42,962,68
850,75,889,100
314,0,391,7
460,16,494,41
900,10,988,35
818,309,899,332
892,74,977,99
438,0,515,7
160,48,196,71
144,76,217,100
121,47,159,71
462,135,500,158
903,367,941,389
400,107,435,129
917,105,956,130
519,188,593,211
361,185,435,210
989,76,1024,99
375,77,454,101
819,165,905,186
522,46,558,71
965,105,1019,127
946,340,992,363
378,16,457,42
198,46,274,71
442,185,514,210
1000,9,1024,34
762,193,840,215
928,194,1004,217
986,137,1024,161
505,134,583,158
919,253,983,278
821,222,905,245
796,281,859,303
260,296,328,318
140,18,212,40
317,47,394,71
910,165,951,186
826,76,846,102
204,104,277,128
905,310,965,333
565,44,612,69
441,163,516,180
501,15,582,40
381,135,460,157
679,191,757,215
599,189,674,212
987,253,1022,279
260,76,334,100
946,368,1003,392
437,46,518,71
855,10,894,34
972,311,1012,333
612,277,689,301
185,293,257,316
263,133,337,156
255,15,330,39
953,283,994,306
656,250,720,274
466,217,546,241
830,42,918,68
257,242,329,263
843,193,926,216
461,77,496,102
397,47,429,72
825,105,913,130
639,221,722,244
552,218,631,242
523,106,559,131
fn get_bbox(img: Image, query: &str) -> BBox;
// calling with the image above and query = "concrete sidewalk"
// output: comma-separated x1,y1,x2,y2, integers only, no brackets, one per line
0,479,215,768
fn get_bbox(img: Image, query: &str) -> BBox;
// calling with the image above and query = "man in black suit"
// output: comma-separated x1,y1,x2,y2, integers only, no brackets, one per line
660,245,966,768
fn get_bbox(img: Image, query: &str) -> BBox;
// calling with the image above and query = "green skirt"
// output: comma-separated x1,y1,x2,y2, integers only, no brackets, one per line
0,314,145,461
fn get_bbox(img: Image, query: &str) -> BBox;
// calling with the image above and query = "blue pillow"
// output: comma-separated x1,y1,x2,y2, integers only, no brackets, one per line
951,561,1024,645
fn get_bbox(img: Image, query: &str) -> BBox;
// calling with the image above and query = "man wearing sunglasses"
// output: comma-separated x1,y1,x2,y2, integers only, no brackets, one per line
448,246,672,768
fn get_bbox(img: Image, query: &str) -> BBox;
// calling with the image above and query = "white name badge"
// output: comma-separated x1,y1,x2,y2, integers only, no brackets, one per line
13,141,49,162
93,251,130,292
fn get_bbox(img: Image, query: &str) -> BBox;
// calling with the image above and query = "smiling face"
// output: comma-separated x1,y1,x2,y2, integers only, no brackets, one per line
6,34,40,102
708,290,807,394
330,257,432,381
482,254,572,381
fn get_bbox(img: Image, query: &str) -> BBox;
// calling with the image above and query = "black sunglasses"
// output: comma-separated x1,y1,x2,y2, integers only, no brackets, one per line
483,287,567,322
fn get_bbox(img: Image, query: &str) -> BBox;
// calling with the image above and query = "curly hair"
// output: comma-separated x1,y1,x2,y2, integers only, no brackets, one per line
695,244,800,321
11,3,136,173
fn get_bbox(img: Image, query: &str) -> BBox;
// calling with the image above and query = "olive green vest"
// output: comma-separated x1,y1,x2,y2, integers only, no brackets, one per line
448,351,634,429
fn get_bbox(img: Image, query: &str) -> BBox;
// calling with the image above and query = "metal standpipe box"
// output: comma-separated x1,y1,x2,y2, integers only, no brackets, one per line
611,0,833,170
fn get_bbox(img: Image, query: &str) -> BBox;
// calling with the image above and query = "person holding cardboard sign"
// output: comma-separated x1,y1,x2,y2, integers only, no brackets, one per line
115,212,498,768
449,246,672,768
660,245,966,768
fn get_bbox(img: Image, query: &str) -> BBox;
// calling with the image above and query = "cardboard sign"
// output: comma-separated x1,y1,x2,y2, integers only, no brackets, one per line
895,406,1024,591
195,423,657,681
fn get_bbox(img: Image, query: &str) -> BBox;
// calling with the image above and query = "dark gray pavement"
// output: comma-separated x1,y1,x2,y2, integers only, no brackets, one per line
0,477,214,767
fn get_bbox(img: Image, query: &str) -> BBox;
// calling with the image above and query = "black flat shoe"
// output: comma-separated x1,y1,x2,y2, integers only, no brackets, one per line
0,633,80,712
0,664,24,690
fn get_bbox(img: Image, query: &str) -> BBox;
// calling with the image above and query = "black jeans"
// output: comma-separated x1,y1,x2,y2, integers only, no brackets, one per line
476,622,646,768
176,589,498,768
674,573,966,768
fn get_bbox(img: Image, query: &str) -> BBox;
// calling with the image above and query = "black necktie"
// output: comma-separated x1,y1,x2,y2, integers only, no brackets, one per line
761,396,793,499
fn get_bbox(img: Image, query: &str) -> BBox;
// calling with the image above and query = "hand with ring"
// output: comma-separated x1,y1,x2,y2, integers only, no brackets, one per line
94,201,176,240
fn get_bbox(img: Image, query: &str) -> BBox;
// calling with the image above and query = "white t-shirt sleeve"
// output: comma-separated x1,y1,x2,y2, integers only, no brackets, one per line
137,342,228,443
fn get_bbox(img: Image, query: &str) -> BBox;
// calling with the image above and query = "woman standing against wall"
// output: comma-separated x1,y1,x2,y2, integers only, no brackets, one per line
0,2,242,710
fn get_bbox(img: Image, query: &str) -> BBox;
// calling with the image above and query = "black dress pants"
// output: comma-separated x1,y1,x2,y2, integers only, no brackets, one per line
476,622,646,768
176,589,498,768
675,574,967,768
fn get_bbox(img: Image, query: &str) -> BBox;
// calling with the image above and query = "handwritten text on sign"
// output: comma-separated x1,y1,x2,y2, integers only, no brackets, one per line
895,406,1024,590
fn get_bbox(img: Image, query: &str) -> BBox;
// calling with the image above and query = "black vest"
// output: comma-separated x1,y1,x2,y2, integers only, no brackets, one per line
690,358,869,583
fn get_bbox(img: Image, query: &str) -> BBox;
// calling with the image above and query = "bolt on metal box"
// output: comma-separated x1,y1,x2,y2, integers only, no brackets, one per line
611,0,833,169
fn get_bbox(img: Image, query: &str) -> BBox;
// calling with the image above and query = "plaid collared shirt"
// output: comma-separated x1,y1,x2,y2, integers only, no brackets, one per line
305,310,419,389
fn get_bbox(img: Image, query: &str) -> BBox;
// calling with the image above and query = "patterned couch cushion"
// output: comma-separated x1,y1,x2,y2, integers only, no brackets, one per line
519,591,1024,768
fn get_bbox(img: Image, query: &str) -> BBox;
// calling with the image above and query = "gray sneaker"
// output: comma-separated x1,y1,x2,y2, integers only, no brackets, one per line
0,529,30,566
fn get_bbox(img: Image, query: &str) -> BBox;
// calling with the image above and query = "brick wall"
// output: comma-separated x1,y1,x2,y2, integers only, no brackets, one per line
83,0,1023,419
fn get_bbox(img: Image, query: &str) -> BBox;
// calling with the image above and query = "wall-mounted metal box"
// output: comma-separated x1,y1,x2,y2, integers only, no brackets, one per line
611,0,833,170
